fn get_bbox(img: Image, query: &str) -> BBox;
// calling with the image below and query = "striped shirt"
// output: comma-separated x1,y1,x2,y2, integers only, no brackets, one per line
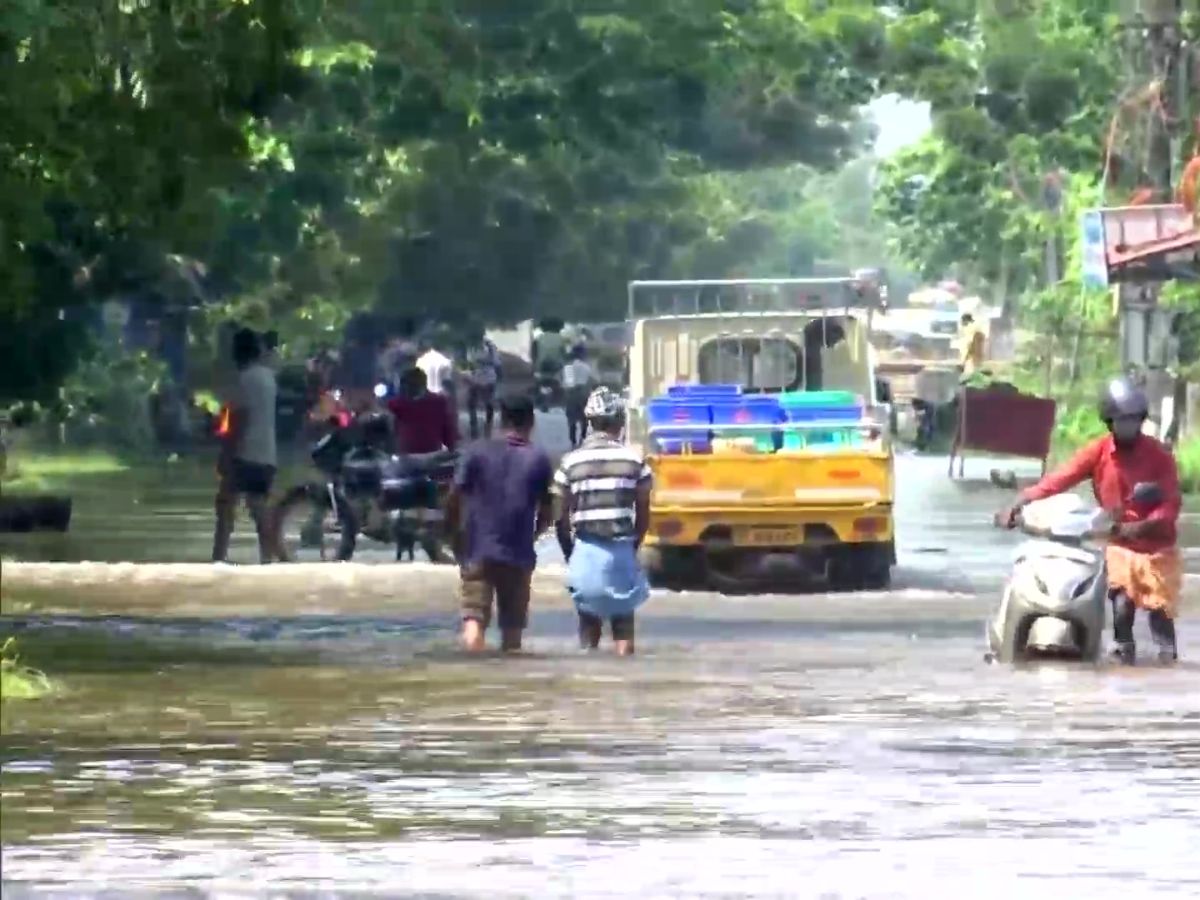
552,434,652,540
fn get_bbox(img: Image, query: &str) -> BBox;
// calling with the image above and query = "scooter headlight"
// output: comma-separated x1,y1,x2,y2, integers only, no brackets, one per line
373,382,389,399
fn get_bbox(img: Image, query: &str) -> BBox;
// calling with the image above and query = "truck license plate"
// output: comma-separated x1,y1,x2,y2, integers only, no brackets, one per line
741,527,802,547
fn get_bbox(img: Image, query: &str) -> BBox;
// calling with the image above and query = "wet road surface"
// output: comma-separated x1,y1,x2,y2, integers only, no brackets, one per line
2,415,1199,897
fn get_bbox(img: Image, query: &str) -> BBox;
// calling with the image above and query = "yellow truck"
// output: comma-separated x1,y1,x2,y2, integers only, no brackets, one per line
625,278,896,591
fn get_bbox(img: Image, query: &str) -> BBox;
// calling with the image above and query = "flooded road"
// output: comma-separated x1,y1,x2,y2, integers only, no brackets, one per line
3,419,1199,897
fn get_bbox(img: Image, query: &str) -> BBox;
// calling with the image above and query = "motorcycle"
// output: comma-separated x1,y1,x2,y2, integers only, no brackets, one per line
271,411,458,563
985,481,1162,664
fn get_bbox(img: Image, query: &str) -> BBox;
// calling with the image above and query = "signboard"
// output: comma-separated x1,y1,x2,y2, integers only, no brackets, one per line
1080,210,1108,289
1081,204,1195,287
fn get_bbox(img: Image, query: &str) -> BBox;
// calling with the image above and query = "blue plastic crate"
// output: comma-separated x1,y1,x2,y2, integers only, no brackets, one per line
778,398,863,449
710,396,782,451
647,398,712,454
667,383,741,399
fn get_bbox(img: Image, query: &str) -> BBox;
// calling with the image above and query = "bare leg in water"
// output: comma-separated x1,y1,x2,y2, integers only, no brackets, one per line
245,493,275,563
578,612,634,655
212,484,237,562
212,487,275,563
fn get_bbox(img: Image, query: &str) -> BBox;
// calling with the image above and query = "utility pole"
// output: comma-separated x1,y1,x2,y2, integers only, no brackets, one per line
1114,0,1191,435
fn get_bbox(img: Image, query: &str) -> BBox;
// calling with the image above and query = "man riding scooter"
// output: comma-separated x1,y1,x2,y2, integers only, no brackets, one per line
996,377,1182,664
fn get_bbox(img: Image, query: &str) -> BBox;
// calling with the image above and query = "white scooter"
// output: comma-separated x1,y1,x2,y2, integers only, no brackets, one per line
985,482,1163,664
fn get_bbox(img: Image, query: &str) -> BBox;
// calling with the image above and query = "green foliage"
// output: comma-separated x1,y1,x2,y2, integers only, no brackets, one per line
875,0,1120,296
3,0,934,402
1178,439,1200,495
1,0,307,398
55,345,168,451
1,638,54,702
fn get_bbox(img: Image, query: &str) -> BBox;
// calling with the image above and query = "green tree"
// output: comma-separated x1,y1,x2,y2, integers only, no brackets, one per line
1,0,307,400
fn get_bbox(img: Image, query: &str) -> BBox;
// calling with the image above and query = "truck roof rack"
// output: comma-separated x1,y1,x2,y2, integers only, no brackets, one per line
627,276,885,320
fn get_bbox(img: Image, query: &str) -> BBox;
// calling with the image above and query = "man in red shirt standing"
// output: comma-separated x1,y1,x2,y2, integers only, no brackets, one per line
997,377,1182,664
387,367,458,455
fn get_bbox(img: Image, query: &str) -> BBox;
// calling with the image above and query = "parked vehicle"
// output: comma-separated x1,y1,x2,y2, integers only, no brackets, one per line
271,412,457,562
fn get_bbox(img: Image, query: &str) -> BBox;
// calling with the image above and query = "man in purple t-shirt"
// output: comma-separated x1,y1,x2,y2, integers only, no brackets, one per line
447,394,553,652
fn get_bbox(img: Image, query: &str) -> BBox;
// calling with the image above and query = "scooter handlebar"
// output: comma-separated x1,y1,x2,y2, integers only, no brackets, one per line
999,511,1114,542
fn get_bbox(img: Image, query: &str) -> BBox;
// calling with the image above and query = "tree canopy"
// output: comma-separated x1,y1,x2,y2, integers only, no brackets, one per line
6,0,1191,402
874,0,1124,295
2,0,928,399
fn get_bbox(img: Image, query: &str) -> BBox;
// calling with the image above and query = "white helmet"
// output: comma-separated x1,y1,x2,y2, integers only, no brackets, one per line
584,386,625,420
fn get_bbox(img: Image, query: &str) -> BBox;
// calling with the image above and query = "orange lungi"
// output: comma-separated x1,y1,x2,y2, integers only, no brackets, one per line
1106,544,1183,619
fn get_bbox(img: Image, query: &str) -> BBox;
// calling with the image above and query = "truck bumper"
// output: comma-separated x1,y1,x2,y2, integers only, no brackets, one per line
640,503,895,590
644,502,894,548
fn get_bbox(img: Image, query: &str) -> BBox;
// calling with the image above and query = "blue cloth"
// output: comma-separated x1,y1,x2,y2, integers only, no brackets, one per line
567,535,650,619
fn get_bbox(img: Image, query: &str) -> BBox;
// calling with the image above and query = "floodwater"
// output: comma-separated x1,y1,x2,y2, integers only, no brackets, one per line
3,414,1200,897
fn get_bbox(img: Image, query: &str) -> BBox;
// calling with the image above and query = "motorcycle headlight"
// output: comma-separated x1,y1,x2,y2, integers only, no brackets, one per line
373,383,388,399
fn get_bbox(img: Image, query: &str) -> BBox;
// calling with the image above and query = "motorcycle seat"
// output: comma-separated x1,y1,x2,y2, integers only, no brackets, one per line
389,450,458,478
379,476,440,511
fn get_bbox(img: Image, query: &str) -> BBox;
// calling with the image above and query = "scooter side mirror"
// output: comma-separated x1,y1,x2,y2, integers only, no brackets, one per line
1130,481,1164,506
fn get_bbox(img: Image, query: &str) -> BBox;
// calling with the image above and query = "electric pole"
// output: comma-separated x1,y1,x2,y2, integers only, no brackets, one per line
1114,0,1191,434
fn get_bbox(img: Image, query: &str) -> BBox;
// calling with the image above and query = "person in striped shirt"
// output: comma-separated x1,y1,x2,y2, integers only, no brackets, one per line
552,387,652,655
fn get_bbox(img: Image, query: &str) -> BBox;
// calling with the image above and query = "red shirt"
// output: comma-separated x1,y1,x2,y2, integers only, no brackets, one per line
387,393,458,454
1020,434,1180,553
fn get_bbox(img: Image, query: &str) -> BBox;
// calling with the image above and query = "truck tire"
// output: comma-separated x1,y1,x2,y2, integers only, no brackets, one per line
829,543,892,591
642,545,702,591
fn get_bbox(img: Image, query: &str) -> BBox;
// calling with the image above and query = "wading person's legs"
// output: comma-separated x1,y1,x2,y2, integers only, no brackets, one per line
610,614,635,656
578,611,602,649
212,481,237,562
493,563,532,652
1148,610,1178,661
1108,545,1182,664
238,461,277,564
458,562,494,652
245,493,273,563
1111,590,1137,663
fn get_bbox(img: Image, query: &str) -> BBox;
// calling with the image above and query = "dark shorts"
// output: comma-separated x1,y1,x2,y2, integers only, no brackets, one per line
230,459,276,497
578,611,635,641
459,560,532,631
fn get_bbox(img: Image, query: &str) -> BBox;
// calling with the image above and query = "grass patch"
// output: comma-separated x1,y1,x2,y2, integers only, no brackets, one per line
0,638,54,701
1178,439,1200,495
1,450,128,494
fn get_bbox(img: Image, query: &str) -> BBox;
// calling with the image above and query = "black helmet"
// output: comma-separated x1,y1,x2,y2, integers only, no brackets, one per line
1099,376,1149,421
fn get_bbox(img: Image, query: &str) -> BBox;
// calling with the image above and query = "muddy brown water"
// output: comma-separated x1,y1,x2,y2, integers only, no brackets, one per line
2,421,1199,897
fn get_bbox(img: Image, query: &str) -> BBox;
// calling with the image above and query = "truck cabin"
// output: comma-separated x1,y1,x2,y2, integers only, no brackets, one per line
629,313,876,405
